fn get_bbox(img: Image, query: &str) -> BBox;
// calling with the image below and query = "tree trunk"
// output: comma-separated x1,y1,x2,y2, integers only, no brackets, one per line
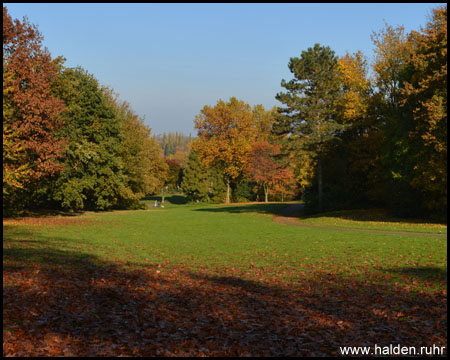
318,151,323,212
161,186,165,204
226,180,231,204
264,183,269,203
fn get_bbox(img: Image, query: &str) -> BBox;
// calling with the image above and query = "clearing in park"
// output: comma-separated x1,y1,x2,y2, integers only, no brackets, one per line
3,196,447,356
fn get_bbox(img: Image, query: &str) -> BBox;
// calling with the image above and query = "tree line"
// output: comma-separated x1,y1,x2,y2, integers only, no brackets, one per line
276,6,446,220
3,7,168,215
155,132,192,158
180,100,296,204
3,5,446,221
182,5,446,220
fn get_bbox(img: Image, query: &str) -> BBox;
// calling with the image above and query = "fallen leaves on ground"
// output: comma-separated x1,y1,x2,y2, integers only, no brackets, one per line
3,217,95,227
3,253,447,357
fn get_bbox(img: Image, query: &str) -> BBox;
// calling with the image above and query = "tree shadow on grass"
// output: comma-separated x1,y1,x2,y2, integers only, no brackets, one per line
3,225,40,239
2,226,42,246
4,208,85,220
384,266,447,286
142,194,189,205
3,246,99,270
3,237,447,356
164,195,189,204
194,202,294,216
299,208,447,226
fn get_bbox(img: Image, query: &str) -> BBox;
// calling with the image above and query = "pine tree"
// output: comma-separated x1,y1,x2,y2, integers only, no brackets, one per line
274,44,344,212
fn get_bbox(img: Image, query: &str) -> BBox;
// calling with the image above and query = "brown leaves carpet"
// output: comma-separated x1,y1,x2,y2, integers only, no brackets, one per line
3,251,447,356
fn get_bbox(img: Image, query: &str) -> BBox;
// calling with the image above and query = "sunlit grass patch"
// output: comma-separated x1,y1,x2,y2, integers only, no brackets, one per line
3,200,447,293
298,208,447,234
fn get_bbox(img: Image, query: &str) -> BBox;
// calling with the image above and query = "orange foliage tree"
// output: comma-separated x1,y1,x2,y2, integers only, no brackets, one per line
3,7,66,185
3,58,31,201
248,141,295,202
193,97,258,203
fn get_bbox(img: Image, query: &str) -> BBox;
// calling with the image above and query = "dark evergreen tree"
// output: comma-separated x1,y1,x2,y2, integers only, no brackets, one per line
274,44,344,212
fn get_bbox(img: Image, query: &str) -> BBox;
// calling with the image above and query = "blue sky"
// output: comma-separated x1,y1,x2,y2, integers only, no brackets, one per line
4,3,444,135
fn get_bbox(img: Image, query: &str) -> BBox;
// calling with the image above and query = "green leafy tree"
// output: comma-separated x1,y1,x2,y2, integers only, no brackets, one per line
274,44,344,211
50,67,126,210
181,151,226,202
103,89,168,208
181,151,210,202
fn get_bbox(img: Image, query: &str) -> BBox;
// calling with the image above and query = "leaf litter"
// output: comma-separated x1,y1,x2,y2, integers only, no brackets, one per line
3,258,447,356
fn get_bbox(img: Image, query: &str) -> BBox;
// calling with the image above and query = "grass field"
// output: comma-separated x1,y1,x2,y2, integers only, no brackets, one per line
3,196,447,356
297,208,447,234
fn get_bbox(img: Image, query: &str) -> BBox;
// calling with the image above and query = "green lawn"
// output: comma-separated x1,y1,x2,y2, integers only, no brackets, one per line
297,208,447,234
3,196,447,356
5,200,447,286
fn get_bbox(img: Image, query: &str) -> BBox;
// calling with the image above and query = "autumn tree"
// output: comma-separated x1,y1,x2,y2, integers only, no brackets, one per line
317,51,386,209
193,97,258,204
104,90,168,208
252,104,277,141
335,51,371,125
400,5,447,217
371,23,413,110
271,168,297,202
274,44,344,212
169,150,190,168
247,141,295,203
3,7,66,210
3,64,31,212
164,159,182,190
3,6,170,213
370,20,430,216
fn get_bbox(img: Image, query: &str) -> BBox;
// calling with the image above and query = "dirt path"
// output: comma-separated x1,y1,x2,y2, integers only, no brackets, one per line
273,204,447,238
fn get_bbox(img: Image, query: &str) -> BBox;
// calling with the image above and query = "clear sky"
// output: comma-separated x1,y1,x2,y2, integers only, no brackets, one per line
4,3,444,135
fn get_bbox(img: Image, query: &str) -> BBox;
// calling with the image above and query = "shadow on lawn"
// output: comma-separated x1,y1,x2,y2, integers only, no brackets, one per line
3,236,447,356
142,194,189,205
3,209,85,220
384,266,447,286
299,208,447,226
194,202,294,216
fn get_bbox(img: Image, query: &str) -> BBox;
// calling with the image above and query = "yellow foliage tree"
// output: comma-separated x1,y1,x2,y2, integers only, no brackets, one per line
193,97,258,203
401,6,447,214
371,22,413,108
335,51,370,124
